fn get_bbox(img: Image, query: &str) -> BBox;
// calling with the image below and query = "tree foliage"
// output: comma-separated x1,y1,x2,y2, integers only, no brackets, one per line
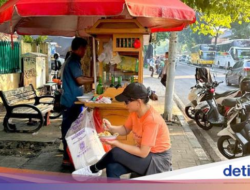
178,27,211,52
231,22,250,39
182,0,250,45
183,0,250,21
34,36,48,45
192,14,231,36
22,35,48,45
22,35,34,43
156,32,169,42
191,14,232,45
0,0,7,6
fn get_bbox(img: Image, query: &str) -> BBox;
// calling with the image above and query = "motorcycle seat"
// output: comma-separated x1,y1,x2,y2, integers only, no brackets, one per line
231,120,248,133
222,98,237,107
215,90,238,99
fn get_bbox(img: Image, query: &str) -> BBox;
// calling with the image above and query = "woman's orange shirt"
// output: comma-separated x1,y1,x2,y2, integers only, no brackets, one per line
124,106,171,153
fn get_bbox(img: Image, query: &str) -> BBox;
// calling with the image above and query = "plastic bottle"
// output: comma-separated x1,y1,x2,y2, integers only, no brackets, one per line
103,71,106,84
96,77,104,95
110,76,115,87
130,76,134,83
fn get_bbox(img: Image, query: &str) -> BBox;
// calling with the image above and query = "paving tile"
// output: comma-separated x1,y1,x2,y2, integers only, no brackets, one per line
0,156,29,168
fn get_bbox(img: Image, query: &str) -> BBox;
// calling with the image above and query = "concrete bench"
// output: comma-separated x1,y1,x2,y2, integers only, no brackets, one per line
0,84,54,133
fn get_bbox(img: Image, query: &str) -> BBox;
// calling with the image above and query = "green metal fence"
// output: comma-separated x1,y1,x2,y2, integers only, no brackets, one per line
0,41,21,74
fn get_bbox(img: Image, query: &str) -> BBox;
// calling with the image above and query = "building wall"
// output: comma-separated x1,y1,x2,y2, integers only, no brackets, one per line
21,40,32,54
0,73,21,104
0,73,20,91
0,41,50,93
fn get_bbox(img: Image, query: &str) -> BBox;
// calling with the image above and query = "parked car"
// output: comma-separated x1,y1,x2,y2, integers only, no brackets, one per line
225,59,250,86
179,55,191,63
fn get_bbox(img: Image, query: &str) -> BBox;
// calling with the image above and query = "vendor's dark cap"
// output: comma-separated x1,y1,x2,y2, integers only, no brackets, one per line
115,83,148,102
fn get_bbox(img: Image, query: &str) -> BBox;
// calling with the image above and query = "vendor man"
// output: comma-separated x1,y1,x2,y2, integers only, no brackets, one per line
60,37,94,167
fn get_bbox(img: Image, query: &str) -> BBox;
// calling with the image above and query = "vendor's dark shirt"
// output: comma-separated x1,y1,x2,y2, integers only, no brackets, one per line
60,53,83,108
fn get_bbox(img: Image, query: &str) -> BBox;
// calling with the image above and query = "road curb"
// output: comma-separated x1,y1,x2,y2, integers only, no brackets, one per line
173,93,211,163
173,93,227,162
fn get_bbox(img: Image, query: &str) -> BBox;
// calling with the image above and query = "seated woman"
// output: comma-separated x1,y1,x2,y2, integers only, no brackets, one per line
72,82,172,179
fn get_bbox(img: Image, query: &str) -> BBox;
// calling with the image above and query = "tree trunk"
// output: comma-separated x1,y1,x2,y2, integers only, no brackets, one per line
214,32,219,45
153,43,157,57
163,32,178,121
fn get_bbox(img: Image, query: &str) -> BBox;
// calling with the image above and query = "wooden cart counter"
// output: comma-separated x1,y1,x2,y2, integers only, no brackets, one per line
75,101,127,110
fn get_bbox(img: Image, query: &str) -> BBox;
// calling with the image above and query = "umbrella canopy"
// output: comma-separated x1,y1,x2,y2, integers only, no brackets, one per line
0,0,196,36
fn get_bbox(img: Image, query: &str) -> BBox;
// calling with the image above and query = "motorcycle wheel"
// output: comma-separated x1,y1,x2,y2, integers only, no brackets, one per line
194,110,213,130
185,106,195,119
217,136,244,159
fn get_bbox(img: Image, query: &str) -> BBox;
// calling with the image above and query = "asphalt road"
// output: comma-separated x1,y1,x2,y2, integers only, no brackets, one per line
175,62,239,106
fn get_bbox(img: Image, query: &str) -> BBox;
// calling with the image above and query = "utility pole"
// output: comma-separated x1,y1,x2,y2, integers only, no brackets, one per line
164,32,178,121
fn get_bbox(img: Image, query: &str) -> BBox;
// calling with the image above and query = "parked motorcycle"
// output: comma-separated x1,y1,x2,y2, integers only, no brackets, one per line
194,81,240,130
217,93,250,159
185,67,238,120
185,82,238,120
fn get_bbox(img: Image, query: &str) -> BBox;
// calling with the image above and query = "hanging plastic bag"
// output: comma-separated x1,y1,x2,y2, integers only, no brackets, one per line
110,52,122,65
98,52,106,62
66,108,105,170
93,109,112,152
103,39,113,64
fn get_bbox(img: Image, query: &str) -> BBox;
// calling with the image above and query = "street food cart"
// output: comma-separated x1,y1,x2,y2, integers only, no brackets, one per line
75,19,148,145
0,0,196,144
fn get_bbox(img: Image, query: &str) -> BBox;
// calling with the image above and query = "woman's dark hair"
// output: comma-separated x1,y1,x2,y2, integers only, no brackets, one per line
141,88,158,104
71,37,88,51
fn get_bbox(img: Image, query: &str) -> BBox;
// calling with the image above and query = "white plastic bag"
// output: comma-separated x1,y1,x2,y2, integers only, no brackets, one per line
98,39,122,65
110,52,122,65
98,52,106,62
66,108,105,170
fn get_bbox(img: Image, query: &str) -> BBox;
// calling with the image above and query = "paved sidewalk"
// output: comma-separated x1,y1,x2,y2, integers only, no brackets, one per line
0,69,213,176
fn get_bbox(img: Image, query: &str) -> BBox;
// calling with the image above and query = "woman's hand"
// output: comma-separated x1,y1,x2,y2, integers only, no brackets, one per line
102,140,119,146
102,119,112,131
